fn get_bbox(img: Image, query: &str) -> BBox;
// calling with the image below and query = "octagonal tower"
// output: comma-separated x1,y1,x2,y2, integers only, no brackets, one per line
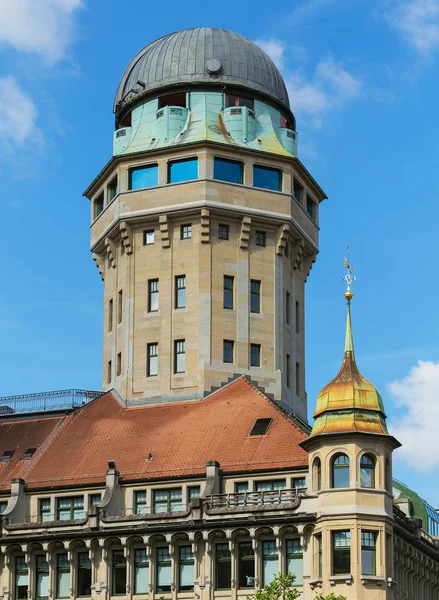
84,28,326,418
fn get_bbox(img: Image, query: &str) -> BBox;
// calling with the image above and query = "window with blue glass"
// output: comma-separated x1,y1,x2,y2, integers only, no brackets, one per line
168,158,198,183
331,454,350,489
286,539,303,585
214,158,243,184
129,164,159,190
253,166,282,191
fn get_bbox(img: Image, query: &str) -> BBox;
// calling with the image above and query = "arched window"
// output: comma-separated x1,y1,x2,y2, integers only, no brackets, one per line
360,454,375,488
313,457,322,491
331,454,350,488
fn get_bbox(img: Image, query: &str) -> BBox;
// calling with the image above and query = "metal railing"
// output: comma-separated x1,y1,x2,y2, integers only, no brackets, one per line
0,389,103,415
206,488,300,509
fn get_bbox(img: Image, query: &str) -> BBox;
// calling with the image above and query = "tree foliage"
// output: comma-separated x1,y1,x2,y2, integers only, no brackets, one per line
246,573,301,600
314,593,347,600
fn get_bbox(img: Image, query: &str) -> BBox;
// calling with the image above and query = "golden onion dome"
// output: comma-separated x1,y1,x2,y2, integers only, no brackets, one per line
309,291,390,439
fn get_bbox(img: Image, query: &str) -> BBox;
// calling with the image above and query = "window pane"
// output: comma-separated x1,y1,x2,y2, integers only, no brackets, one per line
238,542,255,589
36,556,49,599
214,159,242,184
130,165,158,190
253,166,281,191
77,553,92,597
361,531,376,575
215,543,231,590
333,455,350,488
223,276,234,309
181,224,192,239
333,531,351,575
250,280,260,313
235,482,248,493
292,478,306,489
286,540,303,585
179,547,194,591
223,340,234,363
255,231,266,246
176,276,186,308
169,158,198,183
144,230,154,245
188,486,200,500
57,568,70,598
156,548,171,593
112,551,126,595
262,541,278,585
15,557,28,600
250,344,260,367
218,224,229,240
134,549,149,595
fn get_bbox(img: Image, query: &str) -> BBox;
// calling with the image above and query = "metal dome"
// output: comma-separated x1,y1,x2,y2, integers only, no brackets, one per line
114,28,290,115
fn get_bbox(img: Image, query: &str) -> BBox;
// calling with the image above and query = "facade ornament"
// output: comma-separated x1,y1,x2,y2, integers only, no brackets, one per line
276,223,290,256
200,209,210,243
104,237,116,269
159,215,170,248
292,238,305,270
239,216,251,249
119,222,133,255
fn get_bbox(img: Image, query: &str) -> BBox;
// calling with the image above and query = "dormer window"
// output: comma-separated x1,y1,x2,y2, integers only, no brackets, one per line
158,93,186,109
225,94,254,110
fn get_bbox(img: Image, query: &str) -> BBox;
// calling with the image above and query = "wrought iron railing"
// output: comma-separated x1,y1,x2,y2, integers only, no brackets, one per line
0,389,103,415
206,488,300,509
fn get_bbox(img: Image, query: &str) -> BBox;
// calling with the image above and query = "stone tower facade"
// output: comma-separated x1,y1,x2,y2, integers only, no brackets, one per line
84,28,326,418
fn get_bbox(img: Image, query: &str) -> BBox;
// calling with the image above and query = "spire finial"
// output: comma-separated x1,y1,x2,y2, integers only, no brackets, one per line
341,247,355,353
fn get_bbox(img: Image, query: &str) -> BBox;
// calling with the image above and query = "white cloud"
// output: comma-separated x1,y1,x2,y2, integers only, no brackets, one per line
385,0,439,53
388,360,439,471
0,76,41,146
0,0,82,62
254,38,286,69
289,0,341,24
286,57,362,124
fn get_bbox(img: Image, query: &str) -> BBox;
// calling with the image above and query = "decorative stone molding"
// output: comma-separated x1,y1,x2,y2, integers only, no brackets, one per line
200,209,210,244
329,574,353,586
239,216,251,249
303,253,316,282
92,253,105,281
276,223,290,256
159,215,170,248
292,238,305,271
119,222,133,255
104,237,117,269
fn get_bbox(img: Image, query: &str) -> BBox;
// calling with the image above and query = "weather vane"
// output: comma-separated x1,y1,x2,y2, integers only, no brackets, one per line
341,246,356,297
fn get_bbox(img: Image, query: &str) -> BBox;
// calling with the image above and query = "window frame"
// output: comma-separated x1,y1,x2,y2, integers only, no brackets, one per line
218,223,230,240
253,165,282,192
129,164,159,191
134,490,147,515
168,157,199,184
223,276,234,309
175,275,186,309
361,531,377,576
286,538,303,586
178,546,195,592
133,548,149,595
111,549,127,596
250,343,261,367
143,230,154,245
148,279,159,313
215,542,232,590
156,547,172,593
286,354,291,388
38,498,51,522
255,230,266,247
360,454,376,488
180,224,192,240
332,531,351,576
174,340,186,374
15,555,28,600
331,453,350,489
153,488,183,513
223,340,234,364
250,280,261,314
213,157,243,184
262,540,278,586
107,176,118,205
35,555,49,600
55,554,70,600
56,496,84,521
147,343,159,377
237,541,255,589
76,552,92,598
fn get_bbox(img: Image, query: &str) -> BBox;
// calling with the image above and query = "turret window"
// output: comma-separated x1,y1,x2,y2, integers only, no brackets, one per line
331,454,350,488
313,457,322,491
225,94,254,110
360,454,376,488
218,224,230,240
361,531,377,575
129,164,158,190
255,231,266,246
214,158,243,184
168,158,198,184
93,192,104,219
306,194,317,221
107,176,118,204
332,531,351,575
253,165,282,192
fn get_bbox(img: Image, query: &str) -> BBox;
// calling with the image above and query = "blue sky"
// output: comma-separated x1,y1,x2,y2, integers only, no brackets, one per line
1,0,439,506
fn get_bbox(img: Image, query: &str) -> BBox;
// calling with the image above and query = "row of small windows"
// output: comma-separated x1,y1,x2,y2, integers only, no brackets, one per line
93,176,118,219
312,453,389,491
143,225,267,246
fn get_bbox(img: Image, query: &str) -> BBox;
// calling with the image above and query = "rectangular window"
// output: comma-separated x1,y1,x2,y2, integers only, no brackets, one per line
175,275,186,308
286,354,291,388
255,230,266,247
56,554,70,599
89,494,101,508
77,553,92,597
156,547,172,593
129,164,159,190
333,531,351,575
225,94,254,110
296,362,300,395
158,93,186,109
93,192,104,219
292,477,306,489
179,546,194,592
250,343,261,367
223,276,234,309
214,158,243,184
253,166,282,191
15,556,28,600
38,498,51,522
361,531,377,575
116,352,122,377
107,176,118,204
108,299,113,333
223,340,234,363
316,534,322,578
147,343,158,377
143,230,154,245
180,224,192,239
168,158,198,183
112,550,126,596
286,291,291,324
36,555,49,600
134,491,147,515
306,195,316,220
174,340,186,373
56,496,84,521
153,488,183,513
134,549,149,595
286,539,303,585
295,301,300,334
118,290,123,324
262,540,278,586
215,543,231,590
188,486,201,502
148,279,159,312
255,480,286,492
250,280,261,313
238,542,255,589
235,482,249,493
293,179,304,203
107,360,112,384
218,224,230,240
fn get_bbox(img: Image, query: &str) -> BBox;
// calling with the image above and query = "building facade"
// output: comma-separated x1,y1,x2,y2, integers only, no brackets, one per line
0,27,438,600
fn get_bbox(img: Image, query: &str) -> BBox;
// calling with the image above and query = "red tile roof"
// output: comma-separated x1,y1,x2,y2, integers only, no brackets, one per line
0,378,309,491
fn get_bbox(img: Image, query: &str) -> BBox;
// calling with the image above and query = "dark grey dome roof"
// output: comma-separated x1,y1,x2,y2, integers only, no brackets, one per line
114,28,290,114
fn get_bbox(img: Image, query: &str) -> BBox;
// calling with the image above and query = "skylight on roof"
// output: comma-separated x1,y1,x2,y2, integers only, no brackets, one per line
0,450,15,462
249,418,272,436
22,448,36,460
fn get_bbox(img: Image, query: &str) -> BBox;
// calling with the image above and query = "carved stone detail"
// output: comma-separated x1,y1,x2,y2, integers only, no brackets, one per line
292,238,305,271
200,209,210,244
119,222,133,255
240,216,251,249
92,253,105,281
276,223,290,256
159,215,170,248
104,237,117,269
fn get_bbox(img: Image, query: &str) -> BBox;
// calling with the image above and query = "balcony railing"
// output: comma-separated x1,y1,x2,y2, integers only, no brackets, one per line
0,389,103,415
3,512,88,528
206,488,300,509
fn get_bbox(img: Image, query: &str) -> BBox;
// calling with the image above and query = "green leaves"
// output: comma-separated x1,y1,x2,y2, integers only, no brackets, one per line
246,573,301,600
314,593,347,600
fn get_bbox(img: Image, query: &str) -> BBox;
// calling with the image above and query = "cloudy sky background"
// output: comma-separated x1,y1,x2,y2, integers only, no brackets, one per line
1,0,439,505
